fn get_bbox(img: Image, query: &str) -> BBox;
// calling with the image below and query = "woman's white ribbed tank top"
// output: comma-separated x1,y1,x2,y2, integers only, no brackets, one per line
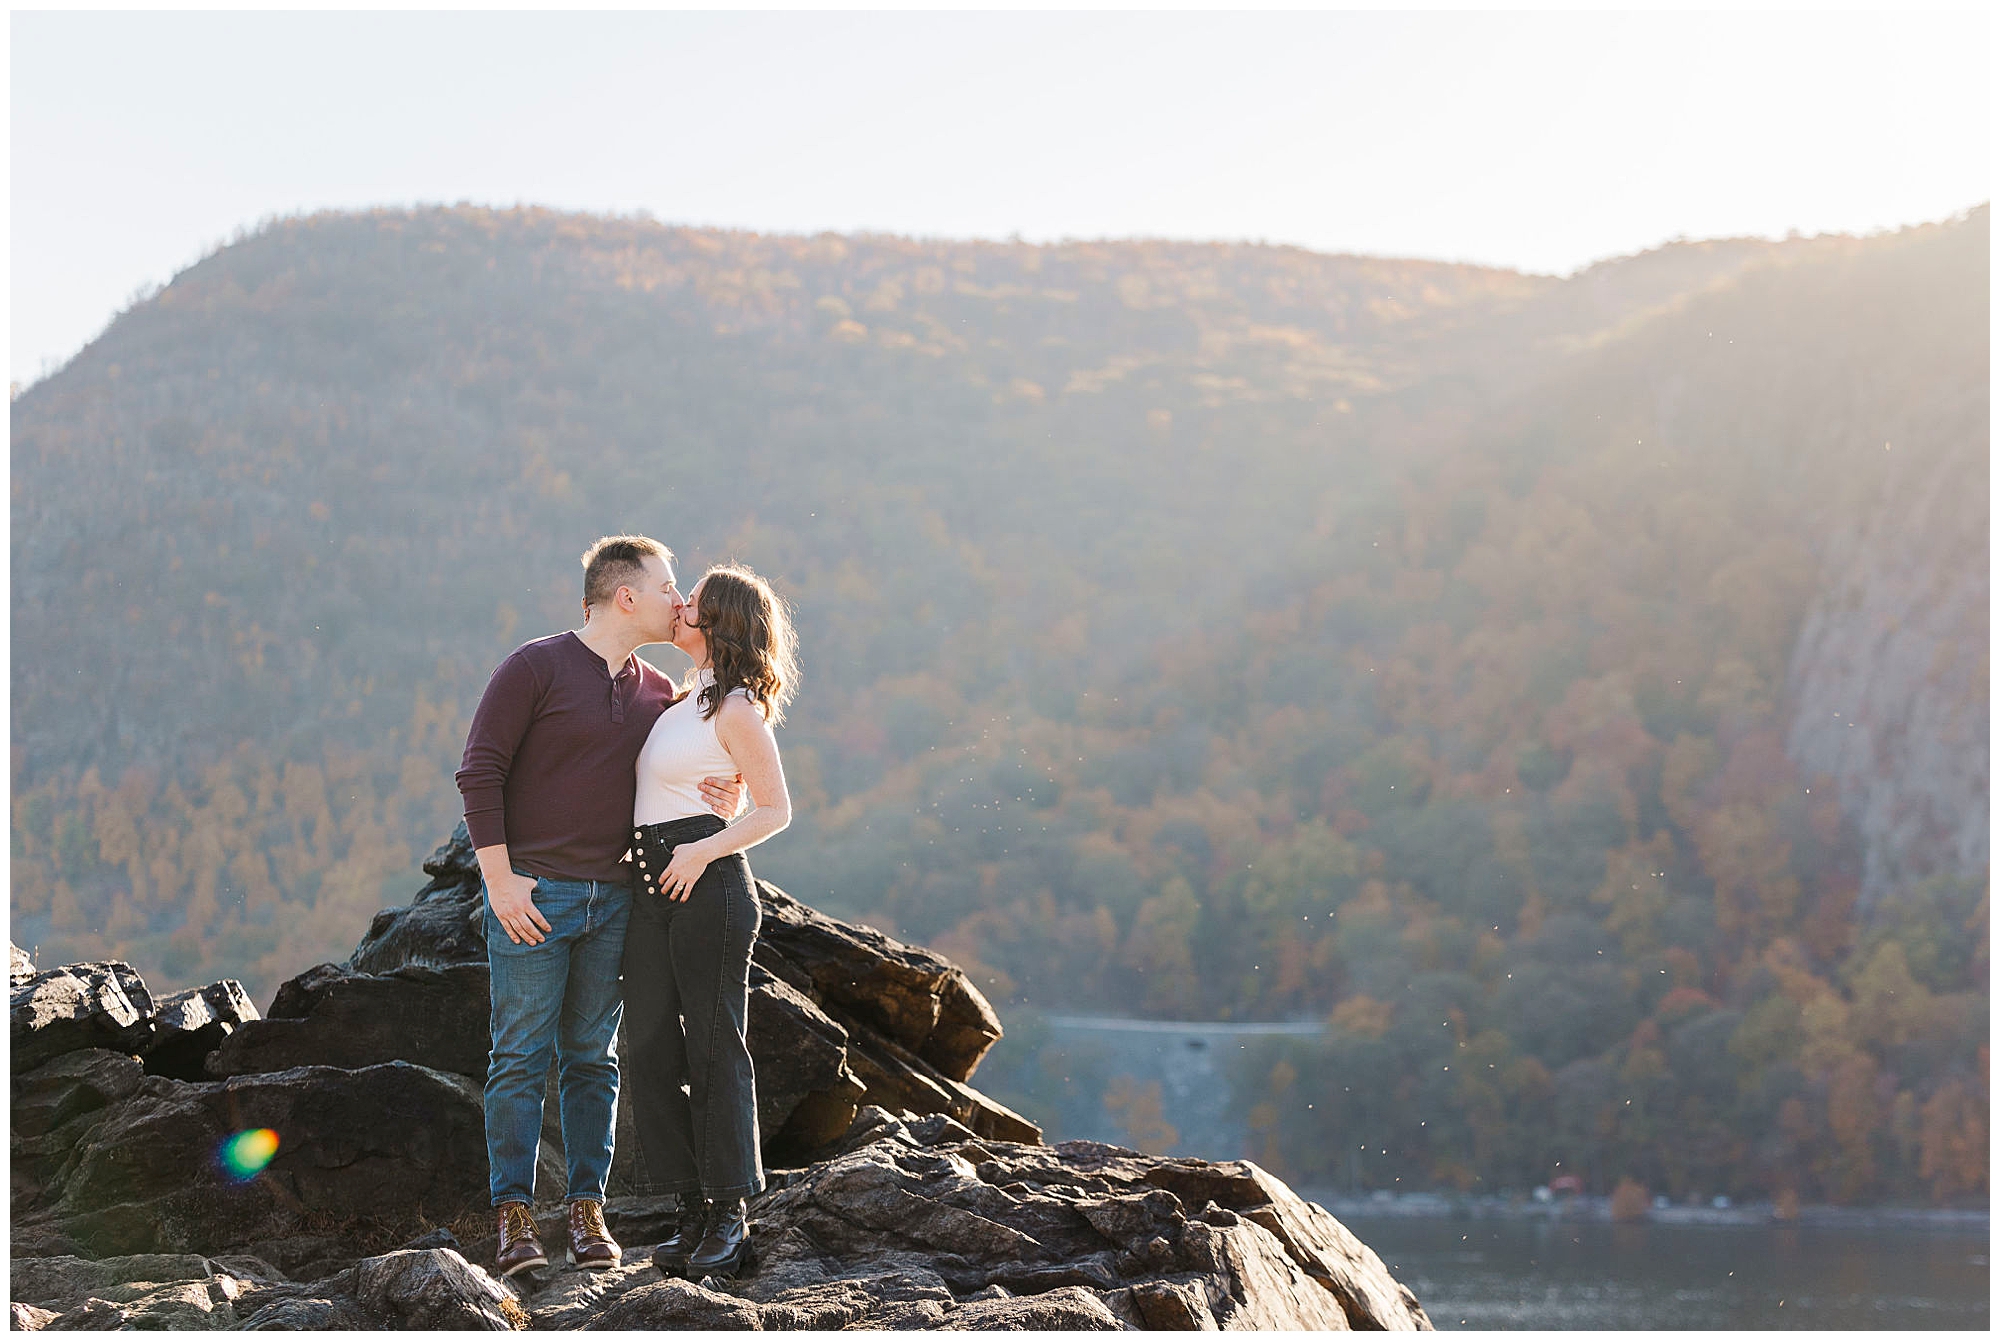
634,669,748,825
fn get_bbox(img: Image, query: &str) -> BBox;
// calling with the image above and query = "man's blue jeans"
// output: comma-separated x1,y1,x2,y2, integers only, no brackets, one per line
483,871,631,1206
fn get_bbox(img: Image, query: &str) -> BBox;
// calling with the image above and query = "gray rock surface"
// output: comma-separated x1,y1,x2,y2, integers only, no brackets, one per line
507,1106,1427,1331
205,962,489,1080
12,1061,490,1273
7,1247,521,1331
10,1064,1433,1331
581,1276,764,1329
136,980,259,1082
10,962,153,1074
41,1296,133,1329
1785,410,1988,913
8,1253,266,1331
339,1248,526,1330
1780,220,1988,915
14,1189,1397,1334
12,1051,149,1215
753,880,1003,1081
10,1253,223,1314
10,1302,58,1330
12,944,39,990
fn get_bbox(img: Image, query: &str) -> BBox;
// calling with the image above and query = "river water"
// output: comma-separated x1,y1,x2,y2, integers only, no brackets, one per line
987,1015,1988,1328
1330,1215,1989,1330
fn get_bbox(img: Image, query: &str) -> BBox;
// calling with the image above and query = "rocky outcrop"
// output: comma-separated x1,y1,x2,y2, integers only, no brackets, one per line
688,1106,1429,1329
8,833,1432,1330
345,826,493,974
11,1107,1430,1330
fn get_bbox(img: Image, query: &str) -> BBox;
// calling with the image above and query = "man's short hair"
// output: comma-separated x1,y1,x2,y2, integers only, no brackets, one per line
580,535,673,608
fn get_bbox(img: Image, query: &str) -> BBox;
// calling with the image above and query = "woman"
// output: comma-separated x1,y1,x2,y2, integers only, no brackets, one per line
622,563,797,1280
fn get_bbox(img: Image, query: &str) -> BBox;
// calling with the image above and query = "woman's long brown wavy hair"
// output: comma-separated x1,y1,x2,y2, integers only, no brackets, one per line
684,564,800,726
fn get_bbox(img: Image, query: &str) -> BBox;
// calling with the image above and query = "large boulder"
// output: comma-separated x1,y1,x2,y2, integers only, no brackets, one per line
137,980,260,1082
197,955,877,1181
12,1050,149,1214
346,827,490,974
753,881,1003,1081
12,1061,493,1275
235,1248,527,1330
745,964,867,1157
10,960,153,1073
8,945,257,1085
206,963,490,1080
717,1107,1429,1329
200,956,889,1164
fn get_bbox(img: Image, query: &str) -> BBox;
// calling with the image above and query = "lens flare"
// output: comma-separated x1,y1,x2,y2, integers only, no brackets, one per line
218,1128,280,1181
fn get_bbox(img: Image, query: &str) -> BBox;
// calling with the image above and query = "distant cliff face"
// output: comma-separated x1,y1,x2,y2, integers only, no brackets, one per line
1777,216,1990,916
1785,418,1988,914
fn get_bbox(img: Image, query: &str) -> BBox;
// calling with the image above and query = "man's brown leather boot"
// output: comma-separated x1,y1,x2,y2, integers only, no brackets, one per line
567,1198,621,1270
495,1202,548,1278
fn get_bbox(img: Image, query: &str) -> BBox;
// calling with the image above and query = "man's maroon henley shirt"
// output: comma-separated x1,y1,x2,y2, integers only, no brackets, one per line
456,631,680,883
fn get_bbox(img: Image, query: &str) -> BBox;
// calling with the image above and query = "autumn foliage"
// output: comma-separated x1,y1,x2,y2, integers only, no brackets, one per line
10,204,1987,1207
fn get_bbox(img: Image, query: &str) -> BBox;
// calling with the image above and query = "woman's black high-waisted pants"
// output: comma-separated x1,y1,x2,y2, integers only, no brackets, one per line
622,813,765,1201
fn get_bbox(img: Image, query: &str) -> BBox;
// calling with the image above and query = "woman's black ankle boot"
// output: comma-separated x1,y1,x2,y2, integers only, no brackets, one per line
688,1198,754,1279
650,1195,712,1276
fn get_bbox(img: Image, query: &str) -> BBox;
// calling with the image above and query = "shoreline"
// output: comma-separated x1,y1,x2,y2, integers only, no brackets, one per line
1299,1189,1989,1232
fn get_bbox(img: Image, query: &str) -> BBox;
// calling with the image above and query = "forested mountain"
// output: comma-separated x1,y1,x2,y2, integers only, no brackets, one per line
11,205,1987,1207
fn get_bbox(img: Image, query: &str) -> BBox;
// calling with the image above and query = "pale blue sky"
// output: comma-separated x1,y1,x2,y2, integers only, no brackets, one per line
10,9,1990,385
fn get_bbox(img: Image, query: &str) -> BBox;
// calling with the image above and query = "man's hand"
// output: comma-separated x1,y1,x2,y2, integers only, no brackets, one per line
487,869,552,946
701,773,746,820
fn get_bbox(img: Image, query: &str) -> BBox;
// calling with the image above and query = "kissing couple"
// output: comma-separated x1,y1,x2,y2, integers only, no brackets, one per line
455,534,798,1282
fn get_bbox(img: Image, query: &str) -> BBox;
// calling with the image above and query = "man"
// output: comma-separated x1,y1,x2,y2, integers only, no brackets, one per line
456,535,739,1277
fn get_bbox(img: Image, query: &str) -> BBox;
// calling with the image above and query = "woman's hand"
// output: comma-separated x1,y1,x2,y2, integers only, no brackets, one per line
657,839,716,901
